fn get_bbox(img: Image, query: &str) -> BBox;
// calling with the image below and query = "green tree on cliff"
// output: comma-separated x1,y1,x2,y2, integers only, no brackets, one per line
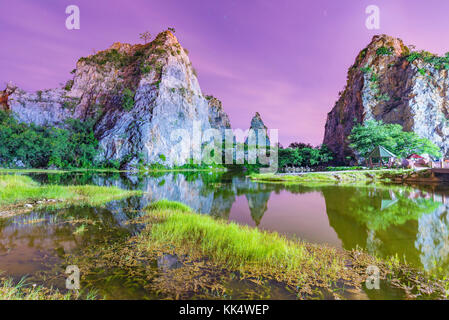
139,31,152,44
349,120,442,159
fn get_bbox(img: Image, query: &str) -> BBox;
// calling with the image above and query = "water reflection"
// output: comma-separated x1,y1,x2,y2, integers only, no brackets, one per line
2,171,449,281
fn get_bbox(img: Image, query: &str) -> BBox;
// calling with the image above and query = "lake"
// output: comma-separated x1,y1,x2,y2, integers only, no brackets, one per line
1,171,448,299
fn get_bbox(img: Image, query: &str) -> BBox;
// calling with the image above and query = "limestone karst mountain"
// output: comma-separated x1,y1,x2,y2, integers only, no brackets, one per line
1,31,231,168
247,112,270,147
324,34,449,163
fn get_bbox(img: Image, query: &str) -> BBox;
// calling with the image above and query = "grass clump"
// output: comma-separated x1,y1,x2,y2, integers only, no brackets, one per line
144,200,343,284
146,199,192,213
148,203,306,270
0,174,142,210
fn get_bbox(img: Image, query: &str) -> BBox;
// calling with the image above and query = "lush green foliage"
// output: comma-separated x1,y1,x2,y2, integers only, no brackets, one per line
288,142,313,149
122,88,135,111
349,120,442,159
0,111,100,169
406,50,449,70
278,144,334,168
376,46,393,56
49,118,99,168
145,158,226,172
360,64,372,74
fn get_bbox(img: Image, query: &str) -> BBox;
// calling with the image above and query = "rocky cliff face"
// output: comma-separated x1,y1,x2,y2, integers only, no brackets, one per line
324,34,449,163
4,31,231,168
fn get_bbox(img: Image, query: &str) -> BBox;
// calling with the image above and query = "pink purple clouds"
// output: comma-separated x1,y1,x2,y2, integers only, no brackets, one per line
2,0,449,146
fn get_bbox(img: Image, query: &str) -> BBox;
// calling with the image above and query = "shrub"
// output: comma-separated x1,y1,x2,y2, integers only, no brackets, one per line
278,144,334,168
349,120,442,159
360,64,372,73
376,46,393,56
122,88,135,111
64,80,74,91
0,111,100,169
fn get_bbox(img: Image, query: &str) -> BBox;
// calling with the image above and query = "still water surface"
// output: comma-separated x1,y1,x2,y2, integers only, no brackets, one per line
1,171,448,299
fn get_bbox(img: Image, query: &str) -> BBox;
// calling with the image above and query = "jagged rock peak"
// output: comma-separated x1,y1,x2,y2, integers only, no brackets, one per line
250,112,268,130
247,112,270,147
82,30,180,61
323,34,449,163
362,34,408,58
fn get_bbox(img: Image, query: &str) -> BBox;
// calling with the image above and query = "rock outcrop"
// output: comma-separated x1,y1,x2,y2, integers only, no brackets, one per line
4,31,231,168
324,34,449,163
248,112,270,147
206,95,231,131
0,87,13,111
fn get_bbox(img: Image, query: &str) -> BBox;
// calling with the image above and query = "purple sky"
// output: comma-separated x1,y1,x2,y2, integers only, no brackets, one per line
2,0,449,146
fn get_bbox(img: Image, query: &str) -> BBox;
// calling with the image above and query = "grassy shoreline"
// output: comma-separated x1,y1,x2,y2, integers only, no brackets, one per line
249,169,418,184
0,175,142,218
143,201,448,299
0,168,133,174
0,167,227,174
67,200,449,300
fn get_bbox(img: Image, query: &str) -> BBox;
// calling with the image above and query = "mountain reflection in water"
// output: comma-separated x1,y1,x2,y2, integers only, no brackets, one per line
1,171,449,280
